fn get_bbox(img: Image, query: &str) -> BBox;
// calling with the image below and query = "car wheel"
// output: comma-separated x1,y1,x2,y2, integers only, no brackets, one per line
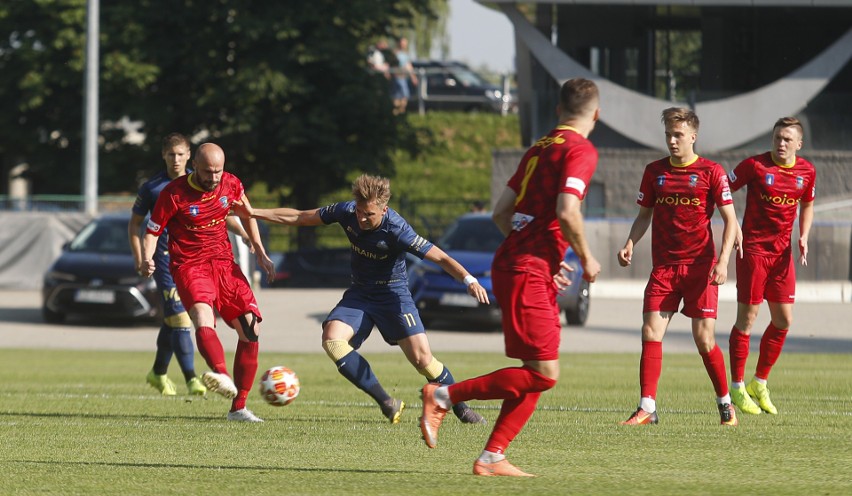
42,306,66,324
564,279,590,326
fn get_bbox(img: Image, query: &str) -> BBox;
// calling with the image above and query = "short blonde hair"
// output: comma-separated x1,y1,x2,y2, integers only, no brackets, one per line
351,174,391,206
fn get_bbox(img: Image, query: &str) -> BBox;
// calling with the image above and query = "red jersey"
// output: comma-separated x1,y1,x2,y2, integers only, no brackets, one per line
494,125,598,275
637,156,733,267
146,171,244,267
729,152,816,256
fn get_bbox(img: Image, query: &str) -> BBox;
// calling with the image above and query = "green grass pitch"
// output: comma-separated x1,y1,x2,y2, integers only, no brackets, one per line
1,349,850,495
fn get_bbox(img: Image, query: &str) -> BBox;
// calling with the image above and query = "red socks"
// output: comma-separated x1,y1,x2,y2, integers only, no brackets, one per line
445,366,556,456
196,326,228,374
447,366,556,404
231,340,259,412
756,323,788,380
639,341,663,400
699,344,729,397
485,392,542,455
728,327,751,383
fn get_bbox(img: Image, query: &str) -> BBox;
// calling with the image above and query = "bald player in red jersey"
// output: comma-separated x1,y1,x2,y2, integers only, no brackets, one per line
617,107,740,427
140,143,275,422
726,117,816,416
419,78,602,477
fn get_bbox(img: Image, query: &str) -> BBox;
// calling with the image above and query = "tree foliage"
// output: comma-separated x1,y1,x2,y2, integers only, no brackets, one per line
0,0,436,222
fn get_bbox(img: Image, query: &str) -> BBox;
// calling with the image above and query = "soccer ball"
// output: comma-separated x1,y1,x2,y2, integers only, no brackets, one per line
259,366,300,406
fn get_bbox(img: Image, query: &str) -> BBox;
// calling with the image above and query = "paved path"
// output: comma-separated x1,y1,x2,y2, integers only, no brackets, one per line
1,285,850,354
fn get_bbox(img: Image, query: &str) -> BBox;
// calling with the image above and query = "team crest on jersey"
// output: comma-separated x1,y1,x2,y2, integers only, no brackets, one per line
765,174,775,186
689,174,699,187
219,196,229,208
376,240,389,250
796,176,804,189
656,175,666,186
189,205,199,216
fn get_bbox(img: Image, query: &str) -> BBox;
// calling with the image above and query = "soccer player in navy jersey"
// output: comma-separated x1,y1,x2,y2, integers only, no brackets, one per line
419,78,603,477
251,174,490,425
140,143,275,422
617,107,740,426
727,117,816,416
129,133,206,396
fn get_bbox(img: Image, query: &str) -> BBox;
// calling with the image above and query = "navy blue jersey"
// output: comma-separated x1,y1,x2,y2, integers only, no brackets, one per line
132,170,190,259
319,201,433,287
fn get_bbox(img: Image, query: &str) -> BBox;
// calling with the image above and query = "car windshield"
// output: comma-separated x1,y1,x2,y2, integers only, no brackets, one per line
438,216,505,252
451,67,487,87
68,218,129,254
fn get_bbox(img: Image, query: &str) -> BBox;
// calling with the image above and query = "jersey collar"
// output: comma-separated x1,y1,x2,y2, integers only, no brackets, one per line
669,155,699,168
187,172,205,192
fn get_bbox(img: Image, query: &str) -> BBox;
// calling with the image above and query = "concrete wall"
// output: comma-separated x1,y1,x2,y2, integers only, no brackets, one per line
493,148,852,282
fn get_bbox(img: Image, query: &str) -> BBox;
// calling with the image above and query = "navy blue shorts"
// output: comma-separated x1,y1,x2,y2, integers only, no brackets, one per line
325,284,425,348
153,250,189,324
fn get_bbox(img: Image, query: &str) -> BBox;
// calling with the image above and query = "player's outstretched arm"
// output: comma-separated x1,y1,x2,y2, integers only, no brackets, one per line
252,207,324,227
424,246,490,304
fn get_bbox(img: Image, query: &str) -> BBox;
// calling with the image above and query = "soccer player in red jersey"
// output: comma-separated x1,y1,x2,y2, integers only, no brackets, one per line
617,107,740,426
420,78,603,477
727,117,816,416
140,143,275,422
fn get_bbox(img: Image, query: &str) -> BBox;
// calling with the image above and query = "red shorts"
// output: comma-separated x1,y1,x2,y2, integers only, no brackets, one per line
173,259,261,327
643,262,718,319
736,250,795,304
492,267,561,361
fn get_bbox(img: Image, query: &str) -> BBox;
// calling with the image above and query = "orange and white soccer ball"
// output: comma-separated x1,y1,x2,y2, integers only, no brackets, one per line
259,366,300,406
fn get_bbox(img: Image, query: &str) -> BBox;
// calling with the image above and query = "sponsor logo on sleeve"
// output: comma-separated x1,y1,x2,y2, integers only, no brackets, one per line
722,190,732,201
146,219,161,232
511,212,535,232
728,170,737,182
637,191,644,201
565,177,586,193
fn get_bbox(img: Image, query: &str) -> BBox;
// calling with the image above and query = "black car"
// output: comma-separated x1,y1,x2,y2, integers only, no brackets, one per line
408,213,590,330
409,60,516,113
41,213,161,323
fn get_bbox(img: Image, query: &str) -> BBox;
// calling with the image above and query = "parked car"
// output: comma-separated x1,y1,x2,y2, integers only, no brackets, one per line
266,248,352,288
409,60,516,114
407,213,590,329
41,213,161,324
